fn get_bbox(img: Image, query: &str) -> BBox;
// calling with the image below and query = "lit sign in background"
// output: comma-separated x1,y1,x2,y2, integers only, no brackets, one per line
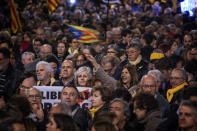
181,0,197,16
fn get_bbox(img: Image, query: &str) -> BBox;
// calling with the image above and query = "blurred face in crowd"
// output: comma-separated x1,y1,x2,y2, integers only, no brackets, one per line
61,87,78,106
127,47,140,61
121,68,131,87
190,48,197,60
77,71,89,87
170,70,185,88
110,101,126,125
70,38,79,49
33,40,42,53
102,62,114,76
140,75,157,96
39,45,52,58
107,48,117,57
123,34,132,44
133,101,146,120
46,116,58,131
22,54,35,67
170,41,179,54
76,55,86,67
91,91,105,108
60,60,75,80
178,105,197,130
36,28,45,40
113,30,121,43
19,77,35,95
27,89,41,107
183,35,192,48
106,33,113,45
36,64,50,81
57,42,66,56
0,53,9,71
49,62,57,74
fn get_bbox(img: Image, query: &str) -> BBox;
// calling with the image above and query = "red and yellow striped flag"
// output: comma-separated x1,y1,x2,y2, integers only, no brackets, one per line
10,0,22,33
47,0,61,15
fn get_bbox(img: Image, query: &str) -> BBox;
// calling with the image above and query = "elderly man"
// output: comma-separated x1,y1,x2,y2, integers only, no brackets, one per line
21,52,35,67
61,86,91,131
109,98,131,131
27,88,44,122
178,100,197,131
139,74,169,116
36,61,60,86
167,68,188,103
25,44,53,72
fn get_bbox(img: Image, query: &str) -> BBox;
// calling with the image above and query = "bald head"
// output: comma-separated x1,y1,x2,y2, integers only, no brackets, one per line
140,74,157,96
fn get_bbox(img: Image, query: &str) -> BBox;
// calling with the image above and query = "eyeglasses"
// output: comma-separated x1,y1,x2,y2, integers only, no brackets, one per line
28,94,41,99
107,51,116,54
170,77,183,80
141,85,156,88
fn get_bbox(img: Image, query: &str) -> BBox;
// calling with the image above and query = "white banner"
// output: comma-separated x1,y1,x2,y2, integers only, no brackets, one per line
34,86,92,110
34,86,64,110
77,87,92,109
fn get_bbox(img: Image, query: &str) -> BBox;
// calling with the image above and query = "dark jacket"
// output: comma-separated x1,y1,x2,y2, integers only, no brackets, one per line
0,64,22,97
139,110,162,131
156,104,179,131
155,92,169,117
72,104,91,131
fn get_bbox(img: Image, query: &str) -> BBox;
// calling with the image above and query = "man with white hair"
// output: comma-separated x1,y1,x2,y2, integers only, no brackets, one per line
139,74,169,117
36,61,60,86
21,51,35,68
25,44,53,72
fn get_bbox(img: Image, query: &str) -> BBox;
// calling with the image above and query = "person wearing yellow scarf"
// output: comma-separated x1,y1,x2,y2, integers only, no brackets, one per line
90,86,112,119
90,105,103,119
167,82,188,103
167,68,188,103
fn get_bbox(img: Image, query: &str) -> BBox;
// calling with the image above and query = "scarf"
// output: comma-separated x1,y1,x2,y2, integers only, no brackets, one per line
167,82,188,103
90,105,103,119
37,77,56,86
68,47,78,55
129,55,142,65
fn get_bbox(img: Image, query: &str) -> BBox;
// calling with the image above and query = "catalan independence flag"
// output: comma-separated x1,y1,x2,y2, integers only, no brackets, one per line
67,24,100,43
47,0,60,15
10,0,22,33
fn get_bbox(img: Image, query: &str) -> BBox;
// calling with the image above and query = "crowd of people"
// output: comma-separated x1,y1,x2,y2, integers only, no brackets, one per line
0,0,197,131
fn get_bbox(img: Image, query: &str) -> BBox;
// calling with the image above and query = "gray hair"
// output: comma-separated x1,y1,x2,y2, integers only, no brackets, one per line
148,69,163,83
26,88,42,98
110,98,130,118
74,66,92,86
126,43,141,51
21,51,35,60
53,103,72,116
36,61,54,77
172,68,187,81
140,74,157,86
